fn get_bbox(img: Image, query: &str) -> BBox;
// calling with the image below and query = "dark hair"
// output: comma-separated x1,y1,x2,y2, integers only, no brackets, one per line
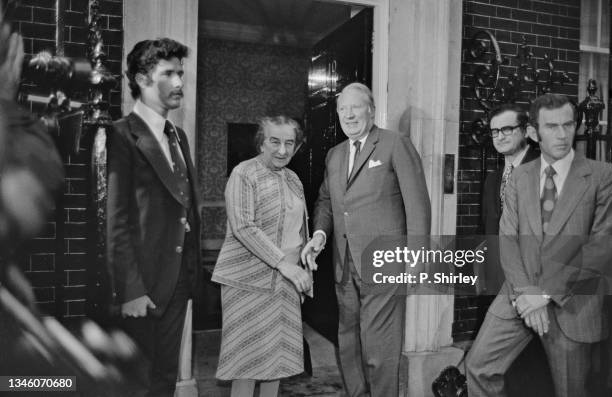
125,38,189,99
254,116,304,151
489,103,529,127
529,93,577,127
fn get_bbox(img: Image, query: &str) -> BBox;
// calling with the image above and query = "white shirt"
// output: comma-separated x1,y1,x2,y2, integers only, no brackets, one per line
539,149,574,198
347,133,369,178
132,100,184,168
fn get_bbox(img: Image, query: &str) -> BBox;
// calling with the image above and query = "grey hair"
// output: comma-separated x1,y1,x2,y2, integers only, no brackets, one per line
254,115,304,151
337,82,375,111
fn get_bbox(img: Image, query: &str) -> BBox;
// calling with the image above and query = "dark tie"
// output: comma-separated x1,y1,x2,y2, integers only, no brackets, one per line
164,121,191,208
541,165,557,233
500,163,513,211
348,140,361,182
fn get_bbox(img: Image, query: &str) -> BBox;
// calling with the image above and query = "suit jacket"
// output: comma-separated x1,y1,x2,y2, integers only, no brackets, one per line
107,112,201,315
212,157,309,292
313,126,431,282
480,146,539,234
492,153,612,343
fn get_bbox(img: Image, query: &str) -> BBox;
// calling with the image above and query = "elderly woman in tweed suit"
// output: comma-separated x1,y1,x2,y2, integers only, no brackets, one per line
212,116,313,397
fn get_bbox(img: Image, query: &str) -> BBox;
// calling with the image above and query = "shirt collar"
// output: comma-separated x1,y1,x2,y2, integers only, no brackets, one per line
508,145,530,168
133,100,174,141
349,132,369,148
540,148,574,178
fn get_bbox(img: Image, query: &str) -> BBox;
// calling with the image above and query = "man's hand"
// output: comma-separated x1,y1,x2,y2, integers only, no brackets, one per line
0,16,24,101
522,306,550,337
121,295,156,318
300,233,325,271
278,261,313,293
514,285,550,317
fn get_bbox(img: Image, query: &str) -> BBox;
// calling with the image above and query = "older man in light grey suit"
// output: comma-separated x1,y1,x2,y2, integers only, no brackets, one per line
301,82,431,397
467,93,612,397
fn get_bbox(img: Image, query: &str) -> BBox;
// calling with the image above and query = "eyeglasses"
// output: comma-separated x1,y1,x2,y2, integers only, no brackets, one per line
490,124,521,138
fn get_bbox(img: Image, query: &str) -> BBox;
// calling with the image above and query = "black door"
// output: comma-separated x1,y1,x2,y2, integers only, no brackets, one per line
298,8,373,344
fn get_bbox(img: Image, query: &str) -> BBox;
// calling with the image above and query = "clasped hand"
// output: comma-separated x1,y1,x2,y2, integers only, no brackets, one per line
278,261,312,293
300,233,325,271
514,286,550,336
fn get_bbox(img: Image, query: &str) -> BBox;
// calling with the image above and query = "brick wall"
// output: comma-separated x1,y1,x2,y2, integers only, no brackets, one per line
454,0,580,341
12,0,123,319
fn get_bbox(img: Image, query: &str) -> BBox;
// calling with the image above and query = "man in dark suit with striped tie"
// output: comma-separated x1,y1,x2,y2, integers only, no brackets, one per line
107,38,201,396
467,93,612,397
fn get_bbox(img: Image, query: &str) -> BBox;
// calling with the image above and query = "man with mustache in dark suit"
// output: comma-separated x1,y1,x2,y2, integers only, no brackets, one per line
107,38,201,396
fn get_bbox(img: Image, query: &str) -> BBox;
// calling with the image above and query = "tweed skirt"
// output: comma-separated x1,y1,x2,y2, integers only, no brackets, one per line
216,275,304,380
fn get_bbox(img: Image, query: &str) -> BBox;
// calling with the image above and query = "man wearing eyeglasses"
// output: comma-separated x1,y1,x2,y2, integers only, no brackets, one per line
480,103,538,235
467,93,612,397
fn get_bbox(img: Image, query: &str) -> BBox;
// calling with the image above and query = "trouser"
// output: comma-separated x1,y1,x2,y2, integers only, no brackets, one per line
335,248,405,397
122,262,190,397
466,307,593,397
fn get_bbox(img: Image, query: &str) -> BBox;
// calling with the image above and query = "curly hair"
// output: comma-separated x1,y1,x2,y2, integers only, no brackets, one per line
125,38,189,99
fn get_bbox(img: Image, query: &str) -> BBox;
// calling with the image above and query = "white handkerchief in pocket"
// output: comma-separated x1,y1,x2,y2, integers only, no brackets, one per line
368,159,382,168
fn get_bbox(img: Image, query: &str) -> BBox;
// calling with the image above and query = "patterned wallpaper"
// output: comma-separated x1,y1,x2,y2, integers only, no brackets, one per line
197,38,309,240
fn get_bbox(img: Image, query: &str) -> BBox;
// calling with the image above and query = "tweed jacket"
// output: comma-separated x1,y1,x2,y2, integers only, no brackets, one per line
212,156,309,293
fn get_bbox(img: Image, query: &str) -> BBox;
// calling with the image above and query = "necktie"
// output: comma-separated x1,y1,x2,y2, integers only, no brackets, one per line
164,121,187,174
164,121,191,209
500,163,514,211
348,140,361,182
541,165,557,233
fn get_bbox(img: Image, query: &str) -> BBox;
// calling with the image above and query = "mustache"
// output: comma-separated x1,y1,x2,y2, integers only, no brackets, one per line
170,90,184,97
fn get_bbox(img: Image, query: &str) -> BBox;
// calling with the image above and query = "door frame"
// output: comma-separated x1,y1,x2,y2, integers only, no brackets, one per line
319,0,389,128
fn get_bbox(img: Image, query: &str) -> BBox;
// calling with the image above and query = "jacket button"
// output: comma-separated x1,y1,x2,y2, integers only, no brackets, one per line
344,212,349,216
176,246,183,253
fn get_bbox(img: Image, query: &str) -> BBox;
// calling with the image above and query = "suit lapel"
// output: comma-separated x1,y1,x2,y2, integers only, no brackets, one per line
346,127,379,190
176,127,202,214
523,158,543,237
338,142,349,193
128,113,185,205
175,127,197,183
544,155,590,238
493,170,503,218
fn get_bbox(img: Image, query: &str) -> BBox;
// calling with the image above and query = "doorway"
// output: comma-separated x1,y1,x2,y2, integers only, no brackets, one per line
196,0,379,333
